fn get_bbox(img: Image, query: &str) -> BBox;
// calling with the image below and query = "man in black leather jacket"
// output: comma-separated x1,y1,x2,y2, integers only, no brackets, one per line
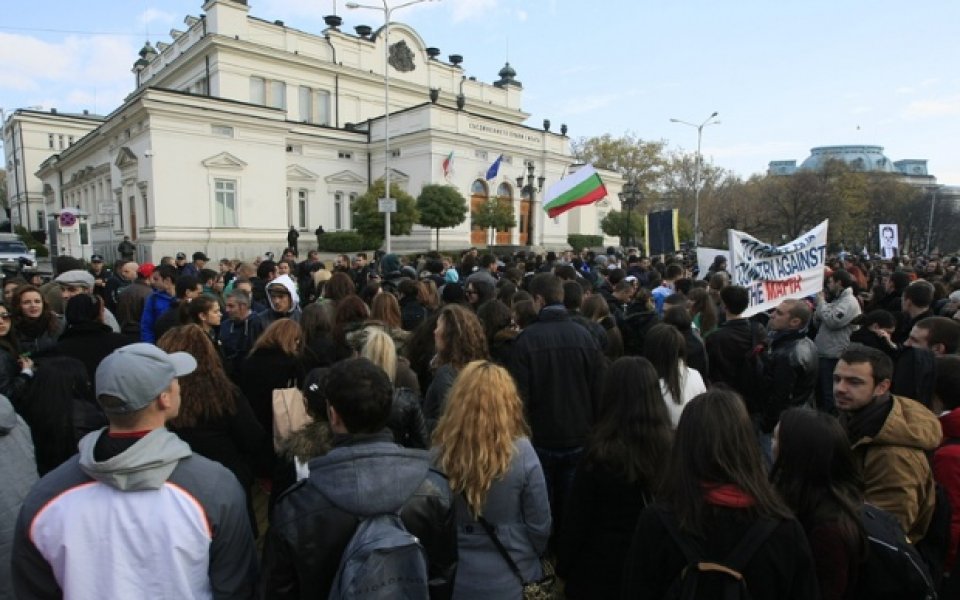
763,298,818,431
260,358,457,599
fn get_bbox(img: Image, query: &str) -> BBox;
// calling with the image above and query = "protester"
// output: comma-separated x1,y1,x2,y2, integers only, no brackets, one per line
431,360,550,598
360,328,428,449
622,389,818,598
0,303,32,403
49,294,129,383
12,344,258,598
260,358,457,598
11,285,63,354
771,407,866,599
0,392,37,600
423,304,488,433
238,319,305,439
557,356,672,599
763,299,818,432
645,323,707,427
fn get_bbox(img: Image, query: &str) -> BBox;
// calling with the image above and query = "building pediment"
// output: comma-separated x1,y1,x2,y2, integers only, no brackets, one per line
201,151,247,170
325,170,366,185
386,168,409,183
114,147,138,170
287,164,319,181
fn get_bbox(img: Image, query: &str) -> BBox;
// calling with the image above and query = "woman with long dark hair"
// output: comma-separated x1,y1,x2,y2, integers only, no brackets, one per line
158,325,269,527
557,356,672,599
422,304,488,433
476,300,517,366
644,323,706,427
432,360,550,599
688,287,718,337
0,302,32,403
581,294,624,360
771,407,866,599
622,389,818,598
11,284,63,354
238,319,305,437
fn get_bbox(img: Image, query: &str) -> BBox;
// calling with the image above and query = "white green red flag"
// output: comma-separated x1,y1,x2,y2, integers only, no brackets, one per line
442,151,454,178
543,164,607,218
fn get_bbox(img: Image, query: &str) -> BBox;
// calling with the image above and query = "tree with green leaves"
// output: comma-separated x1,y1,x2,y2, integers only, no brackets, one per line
600,210,644,248
571,132,668,194
472,198,515,246
351,179,418,245
416,184,468,250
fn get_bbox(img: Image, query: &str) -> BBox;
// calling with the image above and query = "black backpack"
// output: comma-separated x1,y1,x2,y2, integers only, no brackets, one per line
658,510,779,600
855,503,937,600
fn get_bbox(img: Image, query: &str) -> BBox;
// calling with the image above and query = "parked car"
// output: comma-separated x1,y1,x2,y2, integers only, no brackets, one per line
0,234,36,276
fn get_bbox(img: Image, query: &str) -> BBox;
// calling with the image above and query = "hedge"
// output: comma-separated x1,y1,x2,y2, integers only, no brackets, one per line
567,234,604,252
315,231,381,253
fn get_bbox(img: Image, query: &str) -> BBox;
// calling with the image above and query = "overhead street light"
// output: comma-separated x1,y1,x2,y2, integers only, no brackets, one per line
346,0,441,253
670,111,720,247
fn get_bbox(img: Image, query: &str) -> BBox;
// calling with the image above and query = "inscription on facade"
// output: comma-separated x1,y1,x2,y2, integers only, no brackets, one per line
468,122,540,143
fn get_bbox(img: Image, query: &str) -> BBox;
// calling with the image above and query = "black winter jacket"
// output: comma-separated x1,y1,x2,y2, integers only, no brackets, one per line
389,387,429,449
260,432,457,599
509,306,606,448
706,318,767,414
762,329,818,431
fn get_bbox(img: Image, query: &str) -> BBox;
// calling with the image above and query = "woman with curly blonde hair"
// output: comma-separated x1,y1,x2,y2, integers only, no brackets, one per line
423,304,488,432
432,360,551,599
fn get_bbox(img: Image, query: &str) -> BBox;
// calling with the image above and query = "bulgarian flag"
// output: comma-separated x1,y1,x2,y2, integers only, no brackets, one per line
543,164,607,218
442,151,454,178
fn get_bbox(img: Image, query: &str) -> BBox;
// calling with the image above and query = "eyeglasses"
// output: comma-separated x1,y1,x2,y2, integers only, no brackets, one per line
0,314,10,321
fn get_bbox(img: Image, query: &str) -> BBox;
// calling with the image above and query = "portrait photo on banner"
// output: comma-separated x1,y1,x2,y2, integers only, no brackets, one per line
879,224,899,259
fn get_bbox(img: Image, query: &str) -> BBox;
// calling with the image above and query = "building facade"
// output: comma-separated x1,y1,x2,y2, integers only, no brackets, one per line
12,0,621,262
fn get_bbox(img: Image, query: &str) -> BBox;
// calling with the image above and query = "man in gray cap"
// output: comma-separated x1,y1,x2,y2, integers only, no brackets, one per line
55,269,121,333
12,344,257,599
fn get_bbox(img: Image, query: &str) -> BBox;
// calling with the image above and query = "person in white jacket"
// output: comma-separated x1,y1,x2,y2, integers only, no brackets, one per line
814,269,861,413
645,323,706,427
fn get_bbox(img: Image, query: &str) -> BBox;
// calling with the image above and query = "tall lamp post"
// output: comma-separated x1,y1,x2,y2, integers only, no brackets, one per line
618,181,643,249
516,161,545,247
346,0,439,253
925,184,943,256
670,111,720,247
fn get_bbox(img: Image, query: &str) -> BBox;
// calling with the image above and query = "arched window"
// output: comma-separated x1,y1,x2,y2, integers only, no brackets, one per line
496,182,512,199
471,179,488,196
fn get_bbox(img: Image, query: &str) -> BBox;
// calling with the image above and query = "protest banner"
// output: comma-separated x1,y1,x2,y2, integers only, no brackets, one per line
879,224,899,259
728,220,829,317
696,247,730,279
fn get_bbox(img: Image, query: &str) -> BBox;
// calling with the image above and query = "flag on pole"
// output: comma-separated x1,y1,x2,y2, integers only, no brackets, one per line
485,154,503,180
442,151,454,178
542,164,607,218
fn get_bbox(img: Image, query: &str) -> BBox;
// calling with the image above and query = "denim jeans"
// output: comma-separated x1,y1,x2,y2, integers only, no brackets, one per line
534,445,583,544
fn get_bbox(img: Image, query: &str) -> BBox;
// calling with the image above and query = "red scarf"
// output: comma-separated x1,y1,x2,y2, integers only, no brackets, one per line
703,483,756,508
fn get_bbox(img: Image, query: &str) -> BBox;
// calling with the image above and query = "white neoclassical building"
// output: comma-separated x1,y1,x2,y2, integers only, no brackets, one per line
14,0,622,262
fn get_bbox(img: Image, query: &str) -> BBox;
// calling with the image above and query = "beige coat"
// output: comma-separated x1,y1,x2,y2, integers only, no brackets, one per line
852,395,943,542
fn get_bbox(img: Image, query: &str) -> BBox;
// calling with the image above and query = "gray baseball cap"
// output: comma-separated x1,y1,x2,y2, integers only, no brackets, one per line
95,344,197,415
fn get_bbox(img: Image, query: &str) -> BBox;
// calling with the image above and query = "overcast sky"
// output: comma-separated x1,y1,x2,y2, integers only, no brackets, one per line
2,0,959,183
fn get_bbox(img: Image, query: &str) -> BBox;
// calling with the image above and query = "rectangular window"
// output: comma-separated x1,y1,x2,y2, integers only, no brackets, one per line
211,125,234,137
474,149,488,160
68,136,75,146
390,148,401,158
48,134,54,149
214,179,238,227
286,144,302,154
195,76,209,95
58,135,65,150
334,192,343,230
338,151,352,160
270,80,286,109
36,210,44,231
317,90,331,126
298,189,307,229
250,76,266,105
299,86,312,122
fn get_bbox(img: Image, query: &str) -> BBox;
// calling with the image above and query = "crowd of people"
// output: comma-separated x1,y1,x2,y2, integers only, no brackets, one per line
2,242,960,599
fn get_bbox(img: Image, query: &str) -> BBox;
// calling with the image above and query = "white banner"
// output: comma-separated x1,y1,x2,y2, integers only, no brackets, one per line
728,220,829,317
696,247,730,279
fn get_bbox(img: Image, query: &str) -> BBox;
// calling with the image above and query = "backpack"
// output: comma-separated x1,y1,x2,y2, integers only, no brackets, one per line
855,503,937,600
658,510,779,599
328,511,430,600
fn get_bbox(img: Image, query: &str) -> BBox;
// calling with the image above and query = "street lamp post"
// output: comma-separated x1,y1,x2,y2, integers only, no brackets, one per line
516,161,545,247
670,112,720,247
925,185,942,256
346,0,439,254
618,181,643,249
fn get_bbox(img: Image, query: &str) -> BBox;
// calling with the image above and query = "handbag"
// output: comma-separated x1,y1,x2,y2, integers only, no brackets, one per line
476,515,561,600
272,379,311,452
